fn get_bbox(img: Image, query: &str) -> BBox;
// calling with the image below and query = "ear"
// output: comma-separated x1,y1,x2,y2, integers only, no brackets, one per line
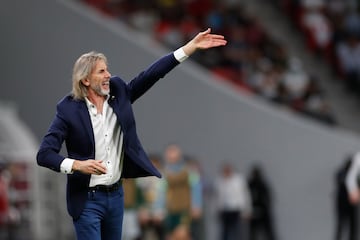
81,78,90,86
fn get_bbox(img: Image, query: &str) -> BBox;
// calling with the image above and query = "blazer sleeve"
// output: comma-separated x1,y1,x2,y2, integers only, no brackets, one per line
126,53,180,103
36,103,68,172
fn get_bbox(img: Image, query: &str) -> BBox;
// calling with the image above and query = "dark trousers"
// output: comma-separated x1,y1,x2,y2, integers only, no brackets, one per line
249,216,276,240
73,187,124,240
219,210,242,240
335,207,357,240
138,220,165,240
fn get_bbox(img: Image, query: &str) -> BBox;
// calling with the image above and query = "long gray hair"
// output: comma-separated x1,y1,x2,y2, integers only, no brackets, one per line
71,51,108,100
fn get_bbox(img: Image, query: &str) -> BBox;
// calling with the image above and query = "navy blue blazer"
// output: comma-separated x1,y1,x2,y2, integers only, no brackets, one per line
36,52,180,219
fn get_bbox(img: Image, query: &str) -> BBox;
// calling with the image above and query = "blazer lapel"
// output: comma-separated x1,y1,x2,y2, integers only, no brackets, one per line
77,102,95,146
108,94,125,130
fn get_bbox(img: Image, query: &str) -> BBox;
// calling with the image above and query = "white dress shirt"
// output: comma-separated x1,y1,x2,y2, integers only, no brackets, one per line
346,152,360,194
59,48,188,186
215,172,252,215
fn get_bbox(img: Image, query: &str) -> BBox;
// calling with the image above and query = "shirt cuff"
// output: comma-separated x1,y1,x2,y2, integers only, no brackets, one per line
173,47,189,63
60,158,75,174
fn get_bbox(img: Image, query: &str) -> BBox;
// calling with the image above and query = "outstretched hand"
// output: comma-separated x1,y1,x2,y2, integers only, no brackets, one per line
192,28,227,49
182,28,227,56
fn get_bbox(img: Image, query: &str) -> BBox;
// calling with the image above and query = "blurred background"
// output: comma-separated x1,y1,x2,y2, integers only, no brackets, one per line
2,0,360,239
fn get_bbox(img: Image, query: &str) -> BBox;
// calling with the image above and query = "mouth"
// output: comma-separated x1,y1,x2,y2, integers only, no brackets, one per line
102,81,110,87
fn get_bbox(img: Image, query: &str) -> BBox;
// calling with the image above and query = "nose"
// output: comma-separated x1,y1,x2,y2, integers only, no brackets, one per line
106,70,111,78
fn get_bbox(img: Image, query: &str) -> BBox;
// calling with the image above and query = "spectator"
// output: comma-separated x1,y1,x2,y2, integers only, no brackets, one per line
0,163,9,239
335,32,360,93
154,144,203,239
185,156,204,240
282,57,310,102
301,5,333,57
248,164,277,240
250,58,283,102
343,9,360,37
336,155,358,240
215,162,252,240
122,178,141,240
136,154,165,240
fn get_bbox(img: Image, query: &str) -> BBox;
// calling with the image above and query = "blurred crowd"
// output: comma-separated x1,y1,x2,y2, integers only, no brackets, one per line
120,143,277,240
0,161,31,240
121,144,204,240
276,0,360,98
80,0,339,126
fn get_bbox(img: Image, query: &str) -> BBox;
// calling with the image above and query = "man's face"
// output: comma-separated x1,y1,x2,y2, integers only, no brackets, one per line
86,59,111,96
165,145,182,164
222,165,232,177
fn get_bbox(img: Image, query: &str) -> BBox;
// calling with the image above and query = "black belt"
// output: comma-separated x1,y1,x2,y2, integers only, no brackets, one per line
88,180,122,193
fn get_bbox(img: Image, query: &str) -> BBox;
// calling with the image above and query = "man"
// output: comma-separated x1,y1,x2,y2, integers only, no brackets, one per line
136,154,165,240
36,28,226,240
248,165,276,240
336,156,357,240
346,152,360,204
215,162,252,240
153,144,203,239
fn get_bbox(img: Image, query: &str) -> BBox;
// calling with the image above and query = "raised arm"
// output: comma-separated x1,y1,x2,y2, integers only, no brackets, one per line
126,28,227,102
182,28,227,56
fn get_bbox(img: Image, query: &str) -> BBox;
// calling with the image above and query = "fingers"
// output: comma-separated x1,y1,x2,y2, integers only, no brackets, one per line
91,162,107,175
210,38,227,45
200,28,225,40
91,167,104,175
201,28,211,35
209,34,226,40
93,160,107,174
198,29,227,47
73,159,107,175
80,159,107,175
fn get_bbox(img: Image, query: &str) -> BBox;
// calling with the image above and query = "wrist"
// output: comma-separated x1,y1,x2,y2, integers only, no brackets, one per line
72,160,81,172
182,41,197,56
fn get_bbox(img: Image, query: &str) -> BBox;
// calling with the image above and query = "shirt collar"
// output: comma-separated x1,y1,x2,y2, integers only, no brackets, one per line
85,95,109,115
